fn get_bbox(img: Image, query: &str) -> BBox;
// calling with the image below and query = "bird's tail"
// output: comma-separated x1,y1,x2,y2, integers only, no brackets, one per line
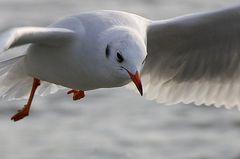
0,55,65,101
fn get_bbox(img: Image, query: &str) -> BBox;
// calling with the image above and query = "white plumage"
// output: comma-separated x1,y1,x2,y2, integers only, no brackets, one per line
0,6,240,112
142,6,240,109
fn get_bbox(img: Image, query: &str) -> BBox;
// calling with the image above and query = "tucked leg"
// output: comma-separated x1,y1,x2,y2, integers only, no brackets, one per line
67,90,85,101
11,78,41,122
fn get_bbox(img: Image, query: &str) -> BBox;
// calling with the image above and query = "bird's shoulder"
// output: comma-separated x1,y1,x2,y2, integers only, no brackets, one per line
75,10,149,24
52,10,150,34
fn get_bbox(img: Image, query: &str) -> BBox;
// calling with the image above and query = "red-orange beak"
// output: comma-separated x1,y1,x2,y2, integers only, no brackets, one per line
127,70,143,96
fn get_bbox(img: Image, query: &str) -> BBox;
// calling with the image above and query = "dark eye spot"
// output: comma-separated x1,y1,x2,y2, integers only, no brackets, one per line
106,45,110,58
117,52,124,63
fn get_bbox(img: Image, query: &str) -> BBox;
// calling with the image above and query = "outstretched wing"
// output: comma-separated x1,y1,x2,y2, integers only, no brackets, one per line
0,27,75,53
143,5,240,109
0,27,75,100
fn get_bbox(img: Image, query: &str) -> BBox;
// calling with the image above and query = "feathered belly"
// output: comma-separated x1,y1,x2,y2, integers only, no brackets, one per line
24,44,92,90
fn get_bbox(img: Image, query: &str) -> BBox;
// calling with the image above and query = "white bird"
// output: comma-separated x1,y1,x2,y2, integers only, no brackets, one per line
0,5,240,121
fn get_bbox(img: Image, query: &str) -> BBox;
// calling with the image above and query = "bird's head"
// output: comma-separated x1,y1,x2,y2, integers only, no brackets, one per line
100,26,147,96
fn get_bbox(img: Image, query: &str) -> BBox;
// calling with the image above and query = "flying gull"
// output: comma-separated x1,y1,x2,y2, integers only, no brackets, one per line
0,5,239,121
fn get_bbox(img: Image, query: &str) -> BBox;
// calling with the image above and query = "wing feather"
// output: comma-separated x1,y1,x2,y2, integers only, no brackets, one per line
0,26,75,100
0,27,75,53
144,5,240,108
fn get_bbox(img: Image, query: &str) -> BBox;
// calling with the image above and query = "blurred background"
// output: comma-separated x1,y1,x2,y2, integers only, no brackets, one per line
0,0,240,159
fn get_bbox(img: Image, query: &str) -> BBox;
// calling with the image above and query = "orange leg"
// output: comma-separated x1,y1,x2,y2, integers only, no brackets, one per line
11,78,40,122
67,90,85,101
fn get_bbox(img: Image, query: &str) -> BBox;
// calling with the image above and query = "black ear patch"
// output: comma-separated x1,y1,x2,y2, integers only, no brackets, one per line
106,45,110,58
117,52,124,63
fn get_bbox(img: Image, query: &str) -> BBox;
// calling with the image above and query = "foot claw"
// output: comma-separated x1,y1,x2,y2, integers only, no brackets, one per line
67,90,85,101
10,78,40,122
67,90,74,94
11,105,29,122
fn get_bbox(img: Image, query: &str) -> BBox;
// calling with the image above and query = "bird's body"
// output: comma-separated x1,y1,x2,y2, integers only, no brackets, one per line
24,11,148,90
1,5,240,121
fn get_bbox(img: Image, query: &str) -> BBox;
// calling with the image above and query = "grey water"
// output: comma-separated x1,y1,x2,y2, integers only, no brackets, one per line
0,0,240,159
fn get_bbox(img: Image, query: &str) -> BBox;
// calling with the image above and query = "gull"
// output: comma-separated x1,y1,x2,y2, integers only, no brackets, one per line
0,5,240,121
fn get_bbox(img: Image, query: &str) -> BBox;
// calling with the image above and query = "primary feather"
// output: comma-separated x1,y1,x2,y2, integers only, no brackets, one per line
143,6,240,108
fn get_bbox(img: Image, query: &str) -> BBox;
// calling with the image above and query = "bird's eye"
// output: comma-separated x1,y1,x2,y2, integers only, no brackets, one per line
106,45,110,58
117,52,124,63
